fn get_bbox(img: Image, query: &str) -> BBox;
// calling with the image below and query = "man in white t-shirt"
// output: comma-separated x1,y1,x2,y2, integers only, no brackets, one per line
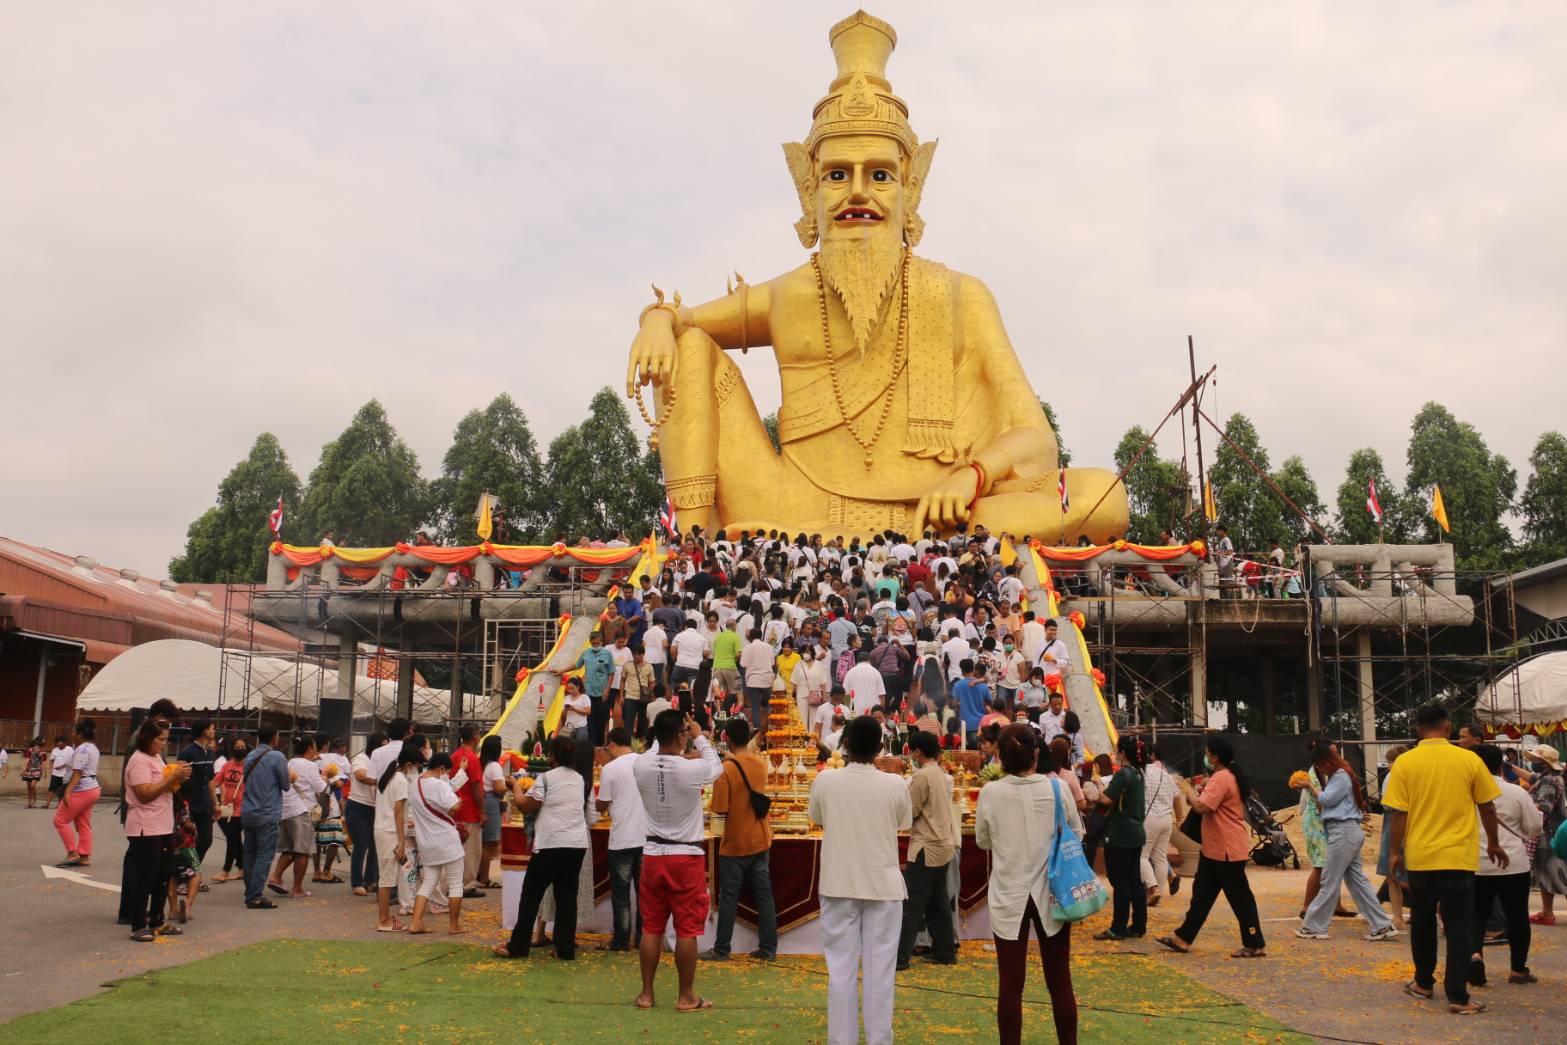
47,739,73,809
940,632,972,683
669,620,707,694
739,629,777,729
269,735,327,898
843,657,887,717
633,710,722,1012
1018,611,1048,664
1034,620,1071,675
596,728,649,951
642,622,668,689
809,716,913,1045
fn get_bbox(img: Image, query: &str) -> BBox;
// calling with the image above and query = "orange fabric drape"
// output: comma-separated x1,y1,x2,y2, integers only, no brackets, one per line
271,541,647,569
1030,540,1202,563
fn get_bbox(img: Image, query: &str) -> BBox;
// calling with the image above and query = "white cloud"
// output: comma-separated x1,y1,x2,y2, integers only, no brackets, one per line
4,2,1565,571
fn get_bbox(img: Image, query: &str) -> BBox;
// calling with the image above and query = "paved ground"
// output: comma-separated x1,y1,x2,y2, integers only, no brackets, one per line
5,796,1566,1042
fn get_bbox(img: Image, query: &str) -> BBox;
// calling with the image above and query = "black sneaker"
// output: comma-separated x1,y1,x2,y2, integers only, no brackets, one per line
749,950,775,960
895,961,910,972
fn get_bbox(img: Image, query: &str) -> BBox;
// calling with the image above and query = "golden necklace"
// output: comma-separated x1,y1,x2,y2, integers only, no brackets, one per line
811,249,910,469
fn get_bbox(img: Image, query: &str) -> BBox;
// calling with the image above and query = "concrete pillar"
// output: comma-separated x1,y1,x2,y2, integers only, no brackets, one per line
1261,657,1276,736
337,630,357,716
397,655,415,724
1188,601,1208,727
1357,630,1380,797
32,645,49,736
449,654,465,734
1306,663,1323,733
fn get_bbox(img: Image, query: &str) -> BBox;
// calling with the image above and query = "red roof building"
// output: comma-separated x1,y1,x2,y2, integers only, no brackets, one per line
0,536,300,745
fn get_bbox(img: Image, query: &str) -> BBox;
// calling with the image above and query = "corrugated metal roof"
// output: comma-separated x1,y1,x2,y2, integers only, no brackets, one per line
0,536,302,661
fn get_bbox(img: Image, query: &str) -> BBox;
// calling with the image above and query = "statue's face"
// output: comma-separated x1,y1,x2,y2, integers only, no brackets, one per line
815,134,904,243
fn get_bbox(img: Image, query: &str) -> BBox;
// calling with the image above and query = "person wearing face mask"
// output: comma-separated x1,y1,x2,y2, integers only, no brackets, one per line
407,752,467,935
1157,736,1266,959
995,637,1026,706
211,739,248,884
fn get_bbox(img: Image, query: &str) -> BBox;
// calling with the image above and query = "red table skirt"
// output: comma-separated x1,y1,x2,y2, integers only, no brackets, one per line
501,825,989,932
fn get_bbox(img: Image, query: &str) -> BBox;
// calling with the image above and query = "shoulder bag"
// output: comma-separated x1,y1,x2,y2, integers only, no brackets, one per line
1046,776,1108,922
727,757,773,819
418,776,468,843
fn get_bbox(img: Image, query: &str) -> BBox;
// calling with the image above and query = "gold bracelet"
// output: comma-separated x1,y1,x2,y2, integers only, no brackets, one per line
639,285,685,335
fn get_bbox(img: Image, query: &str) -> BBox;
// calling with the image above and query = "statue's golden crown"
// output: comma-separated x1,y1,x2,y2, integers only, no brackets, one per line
806,10,917,155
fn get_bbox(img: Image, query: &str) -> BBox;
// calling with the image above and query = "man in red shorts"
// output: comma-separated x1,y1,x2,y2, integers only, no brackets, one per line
633,708,722,1012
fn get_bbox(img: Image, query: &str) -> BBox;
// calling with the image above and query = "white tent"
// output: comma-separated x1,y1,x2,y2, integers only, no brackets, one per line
1474,651,1567,733
76,639,494,727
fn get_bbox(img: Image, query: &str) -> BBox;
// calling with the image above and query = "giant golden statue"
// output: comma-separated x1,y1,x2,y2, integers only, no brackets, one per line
627,11,1127,542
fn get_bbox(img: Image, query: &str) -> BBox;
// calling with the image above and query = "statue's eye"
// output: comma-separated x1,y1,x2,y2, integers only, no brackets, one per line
826,170,848,182
872,170,891,183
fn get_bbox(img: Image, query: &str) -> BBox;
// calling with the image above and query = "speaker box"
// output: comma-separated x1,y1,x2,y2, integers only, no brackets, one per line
318,698,353,742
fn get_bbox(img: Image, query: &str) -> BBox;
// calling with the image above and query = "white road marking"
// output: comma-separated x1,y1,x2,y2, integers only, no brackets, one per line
41,864,121,893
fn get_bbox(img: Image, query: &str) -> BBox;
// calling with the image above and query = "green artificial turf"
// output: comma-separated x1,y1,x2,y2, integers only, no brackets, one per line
0,939,1311,1043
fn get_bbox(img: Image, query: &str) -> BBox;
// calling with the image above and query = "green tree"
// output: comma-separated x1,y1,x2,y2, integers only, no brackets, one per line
761,413,781,453
1270,455,1325,549
1112,426,1187,542
1206,413,1286,553
1333,448,1411,544
296,401,429,546
1403,402,1516,569
1520,430,1567,565
1040,400,1071,467
542,387,664,539
168,433,304,582
429,394,546,544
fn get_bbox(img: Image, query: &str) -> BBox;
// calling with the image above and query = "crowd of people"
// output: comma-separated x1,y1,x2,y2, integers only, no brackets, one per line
17,524,1567,1038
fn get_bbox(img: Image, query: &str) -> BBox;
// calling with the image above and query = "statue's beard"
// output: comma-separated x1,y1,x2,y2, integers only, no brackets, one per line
819,222,903,354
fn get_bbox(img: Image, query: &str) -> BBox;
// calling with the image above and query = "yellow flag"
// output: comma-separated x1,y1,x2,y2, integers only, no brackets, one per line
1202,481,1218,523
999,536,1018,567
1432,485,1450,534
476,493,494,541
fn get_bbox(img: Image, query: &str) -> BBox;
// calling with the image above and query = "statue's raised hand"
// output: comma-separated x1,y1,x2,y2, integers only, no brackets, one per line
627,308,678,395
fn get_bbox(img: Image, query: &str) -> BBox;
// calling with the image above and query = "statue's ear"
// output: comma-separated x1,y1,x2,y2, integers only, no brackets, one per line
783,141,818,248
903,139,938,247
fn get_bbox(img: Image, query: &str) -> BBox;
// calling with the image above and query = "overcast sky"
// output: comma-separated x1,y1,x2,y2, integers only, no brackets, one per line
6,2,1565,574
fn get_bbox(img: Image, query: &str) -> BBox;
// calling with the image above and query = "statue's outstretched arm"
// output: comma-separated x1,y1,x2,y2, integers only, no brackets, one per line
626,279,775,392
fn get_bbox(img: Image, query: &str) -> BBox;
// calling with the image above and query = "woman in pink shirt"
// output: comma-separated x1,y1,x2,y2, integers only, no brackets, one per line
1156,736,1266,958
122,720,191,942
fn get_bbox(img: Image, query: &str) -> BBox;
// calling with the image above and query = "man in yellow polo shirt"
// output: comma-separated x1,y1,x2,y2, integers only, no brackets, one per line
1384,703,1507,1014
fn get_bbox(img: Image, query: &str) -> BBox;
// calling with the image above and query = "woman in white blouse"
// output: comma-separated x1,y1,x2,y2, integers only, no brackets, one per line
407,752,466,935
976,724,1083,1045
492,734,595,961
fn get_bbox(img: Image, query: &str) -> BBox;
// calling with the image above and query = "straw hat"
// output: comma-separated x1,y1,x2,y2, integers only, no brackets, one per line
1528,744,1563,771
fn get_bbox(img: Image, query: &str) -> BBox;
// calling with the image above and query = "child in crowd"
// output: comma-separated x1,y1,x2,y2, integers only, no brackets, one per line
170,816,203,923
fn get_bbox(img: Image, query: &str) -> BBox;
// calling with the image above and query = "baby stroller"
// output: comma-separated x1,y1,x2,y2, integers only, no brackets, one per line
1244,793,1299,870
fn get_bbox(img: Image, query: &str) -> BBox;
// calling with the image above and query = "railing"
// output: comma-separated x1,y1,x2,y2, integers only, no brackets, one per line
265,540,652,593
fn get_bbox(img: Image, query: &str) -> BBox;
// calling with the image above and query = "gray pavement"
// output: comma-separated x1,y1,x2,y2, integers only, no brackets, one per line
0,796,507,1022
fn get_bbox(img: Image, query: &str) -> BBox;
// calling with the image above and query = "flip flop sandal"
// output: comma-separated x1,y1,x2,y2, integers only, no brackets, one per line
1229,948,1265,958
1404,981,1434,1000
490,943,520,958
676,997,714,1013
376,923,407,932
1448,1002,1486,1015
266,882,288,895
1155,935,1190,954
130,929,156,943
155,924,183,937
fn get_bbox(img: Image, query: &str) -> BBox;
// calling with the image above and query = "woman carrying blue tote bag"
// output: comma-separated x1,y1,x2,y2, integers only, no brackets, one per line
976,724,1089,1045
1049,775,1109,922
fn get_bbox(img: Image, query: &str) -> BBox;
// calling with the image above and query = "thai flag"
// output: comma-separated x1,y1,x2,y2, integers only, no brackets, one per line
659,496,679,539
1366,476,1383,524
267,495,285,536
1058,470,1070,512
